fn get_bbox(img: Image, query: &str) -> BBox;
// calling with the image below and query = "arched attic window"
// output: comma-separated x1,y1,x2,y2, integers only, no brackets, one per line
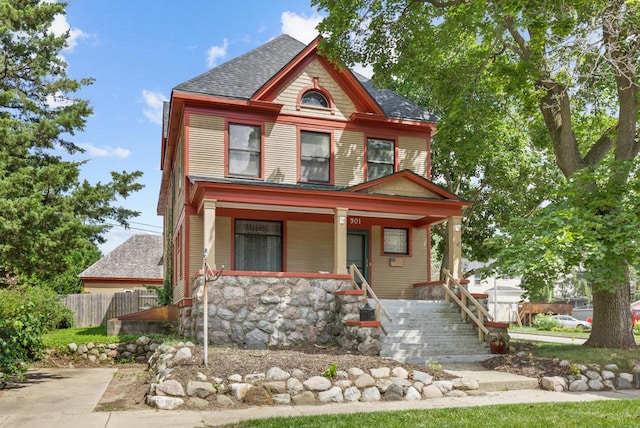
301,90,328,108
296,77,335,114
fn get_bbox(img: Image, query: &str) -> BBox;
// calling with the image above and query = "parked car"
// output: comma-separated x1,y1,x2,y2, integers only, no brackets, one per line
587,310,640,327
550,315,592,330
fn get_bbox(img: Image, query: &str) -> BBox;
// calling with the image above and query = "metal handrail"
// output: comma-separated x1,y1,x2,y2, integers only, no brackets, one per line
441,269,490,341
349,264,392,322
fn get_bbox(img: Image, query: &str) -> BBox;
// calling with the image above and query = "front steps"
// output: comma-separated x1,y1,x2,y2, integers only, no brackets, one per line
378,299,492,364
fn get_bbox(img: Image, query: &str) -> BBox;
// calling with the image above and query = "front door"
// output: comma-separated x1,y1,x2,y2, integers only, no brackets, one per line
347,230,369,283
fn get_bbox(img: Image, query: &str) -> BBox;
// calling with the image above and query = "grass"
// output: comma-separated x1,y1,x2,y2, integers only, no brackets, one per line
42,325,152,349
217,400,640,427
517,341,640,371
509,325,592,338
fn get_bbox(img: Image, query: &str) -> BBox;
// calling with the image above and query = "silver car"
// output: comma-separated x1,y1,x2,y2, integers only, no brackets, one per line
551,315,592,330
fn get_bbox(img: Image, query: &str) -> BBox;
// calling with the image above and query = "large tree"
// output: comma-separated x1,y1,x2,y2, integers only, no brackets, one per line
0,0,142,287
315,0,639,348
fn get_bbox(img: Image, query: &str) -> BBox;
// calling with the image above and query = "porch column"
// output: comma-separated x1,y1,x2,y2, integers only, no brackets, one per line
334,207,348,275
203,199,217,270
447,215,462,280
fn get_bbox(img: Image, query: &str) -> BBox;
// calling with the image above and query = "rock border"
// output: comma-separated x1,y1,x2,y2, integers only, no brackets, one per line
541,358,640,392
145,342,481,410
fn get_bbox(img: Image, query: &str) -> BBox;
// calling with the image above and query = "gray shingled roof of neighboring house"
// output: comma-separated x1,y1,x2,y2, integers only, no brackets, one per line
79,234,163,279
173,34,437,122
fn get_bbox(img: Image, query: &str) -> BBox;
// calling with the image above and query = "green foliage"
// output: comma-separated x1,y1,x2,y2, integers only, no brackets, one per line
42,325,153,349
323,362,337,379
425,358,442,371
0,302,44,381
146,283,173,307
49,244,102,295
0,0,143,288
313,0,640,347
532,314,561,331
0,286,73,331
490,159,640,295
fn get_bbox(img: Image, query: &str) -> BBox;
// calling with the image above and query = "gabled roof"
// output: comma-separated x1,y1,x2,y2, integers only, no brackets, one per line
175,35,306,100
346,170,469,202
79,234,163,280
172,34,437,122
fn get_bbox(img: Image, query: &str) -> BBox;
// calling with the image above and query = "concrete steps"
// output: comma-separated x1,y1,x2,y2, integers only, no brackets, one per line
379,299,492,364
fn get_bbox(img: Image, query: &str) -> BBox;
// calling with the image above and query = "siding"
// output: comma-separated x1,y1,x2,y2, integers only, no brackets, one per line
275,59,355,120
188,113,225,177
286,221,334,273
370,226,428,299
398,136,428,177
264,122,297,184
187,214,231,279
363,178,440,198
334,129,364,186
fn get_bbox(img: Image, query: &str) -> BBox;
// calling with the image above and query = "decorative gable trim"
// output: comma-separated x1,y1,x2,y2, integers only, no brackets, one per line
252,36,384,116
345,170,468,202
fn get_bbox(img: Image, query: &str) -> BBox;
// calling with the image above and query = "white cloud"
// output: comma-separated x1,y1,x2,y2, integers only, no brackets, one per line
281,11,374,79
45,92,74,108
80,143,131,158
49,12,88,53
207,39,229,68
281,11,322,44
142,89,168,125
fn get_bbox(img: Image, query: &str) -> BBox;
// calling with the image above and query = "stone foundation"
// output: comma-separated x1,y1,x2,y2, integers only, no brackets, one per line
188,274,354,348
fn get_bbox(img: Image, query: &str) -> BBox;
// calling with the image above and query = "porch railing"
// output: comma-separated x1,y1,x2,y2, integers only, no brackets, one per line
441,269,491,342
349,264,392,334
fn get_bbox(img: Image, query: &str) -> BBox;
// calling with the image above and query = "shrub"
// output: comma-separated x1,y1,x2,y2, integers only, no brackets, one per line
0,285,73,382
0,302,44,382
532,313,560,331
0,286,74,331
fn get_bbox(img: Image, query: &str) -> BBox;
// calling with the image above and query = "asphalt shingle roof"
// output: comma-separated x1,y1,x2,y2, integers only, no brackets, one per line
173,34,436,122
79,234,163,279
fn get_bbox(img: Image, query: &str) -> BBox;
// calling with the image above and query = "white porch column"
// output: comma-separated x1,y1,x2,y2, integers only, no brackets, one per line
334,207,348,275
447,215,462,280
203,199,217,270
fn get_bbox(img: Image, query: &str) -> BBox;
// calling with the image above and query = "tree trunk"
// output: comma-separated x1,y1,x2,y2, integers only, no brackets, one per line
585,263,636,348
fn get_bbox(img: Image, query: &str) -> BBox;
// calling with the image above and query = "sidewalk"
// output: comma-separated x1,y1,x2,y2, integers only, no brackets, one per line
2,366,639,428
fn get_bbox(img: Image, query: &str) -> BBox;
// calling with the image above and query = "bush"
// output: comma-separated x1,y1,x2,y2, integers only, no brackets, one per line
0,286,74,331
533,313,560,331
0,302,44,382
0,285,73,382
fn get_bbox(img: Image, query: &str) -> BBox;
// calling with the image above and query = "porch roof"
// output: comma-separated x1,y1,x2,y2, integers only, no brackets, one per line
188,171,470,226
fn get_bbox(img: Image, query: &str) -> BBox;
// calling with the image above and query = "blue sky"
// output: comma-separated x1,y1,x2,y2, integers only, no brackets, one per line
54,1,329,254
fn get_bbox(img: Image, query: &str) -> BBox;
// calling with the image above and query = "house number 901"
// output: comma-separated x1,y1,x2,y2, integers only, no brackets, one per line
349,217,361,225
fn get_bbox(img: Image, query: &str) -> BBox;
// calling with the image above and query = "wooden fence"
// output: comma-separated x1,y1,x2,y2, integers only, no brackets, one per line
60,290,159,327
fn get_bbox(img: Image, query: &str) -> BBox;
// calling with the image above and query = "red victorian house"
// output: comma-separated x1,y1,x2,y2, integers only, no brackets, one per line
158,35,470,347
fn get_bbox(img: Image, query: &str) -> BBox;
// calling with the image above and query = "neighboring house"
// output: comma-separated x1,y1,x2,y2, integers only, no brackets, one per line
79,234,164,293
157,35,470,343
465,260,525,323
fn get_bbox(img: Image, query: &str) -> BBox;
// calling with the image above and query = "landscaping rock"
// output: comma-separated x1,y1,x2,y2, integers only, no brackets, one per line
303,376,331,391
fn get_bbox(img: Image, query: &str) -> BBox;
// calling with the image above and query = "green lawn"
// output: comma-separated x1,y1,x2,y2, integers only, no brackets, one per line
217,400,640,427
41,325,172,349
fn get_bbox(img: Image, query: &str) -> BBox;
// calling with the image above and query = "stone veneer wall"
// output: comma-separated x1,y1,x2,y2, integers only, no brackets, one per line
187,275,357,348
334,291,382,355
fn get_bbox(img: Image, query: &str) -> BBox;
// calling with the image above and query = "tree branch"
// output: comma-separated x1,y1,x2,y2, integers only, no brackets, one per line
583,125,616,166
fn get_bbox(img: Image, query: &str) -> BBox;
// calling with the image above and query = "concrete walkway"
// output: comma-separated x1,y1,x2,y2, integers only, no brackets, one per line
510,332,587,345
2,366,640,428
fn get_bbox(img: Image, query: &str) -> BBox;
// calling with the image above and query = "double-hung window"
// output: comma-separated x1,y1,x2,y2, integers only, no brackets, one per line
300,130,330,183
234,220,282,271
228,123,261,177
367,138,395,180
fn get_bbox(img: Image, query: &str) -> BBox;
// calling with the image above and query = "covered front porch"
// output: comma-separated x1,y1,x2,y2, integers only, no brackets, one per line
192,170,470,301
